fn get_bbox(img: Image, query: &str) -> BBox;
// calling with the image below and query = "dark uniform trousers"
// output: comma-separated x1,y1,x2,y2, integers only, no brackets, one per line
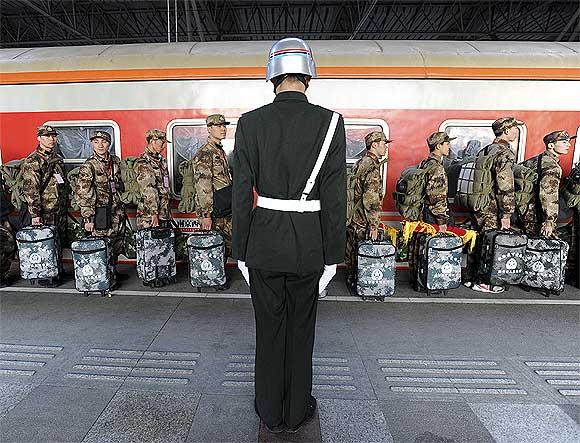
232,91,346,429
249,268,321,428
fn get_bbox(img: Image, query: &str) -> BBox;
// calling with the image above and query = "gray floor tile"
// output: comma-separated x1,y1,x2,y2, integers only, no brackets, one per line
0,384,116,443
83,389,200,443
187,394,258,443
379,400,494,443
559,404,580,424
0,382,35,417
469,403,580,443
318,399,393,443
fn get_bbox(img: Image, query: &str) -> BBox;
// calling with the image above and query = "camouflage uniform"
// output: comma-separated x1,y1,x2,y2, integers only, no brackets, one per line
473,138,516,232
134,132,172,230
75,131,125,258
192,114,233,259
520,150,561,236
421,153,450,225
20,128,67,240
346,146,383,278
520,130,577,237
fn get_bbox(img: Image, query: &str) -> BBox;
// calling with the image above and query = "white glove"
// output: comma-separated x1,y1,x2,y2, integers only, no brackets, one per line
238,260,250,287
318,264,337,295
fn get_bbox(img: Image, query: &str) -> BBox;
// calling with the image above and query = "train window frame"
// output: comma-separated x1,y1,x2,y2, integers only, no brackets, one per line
574,126,580,166
42,119,122,165
166,118,239,198
438,119,527,163
344,118,390,195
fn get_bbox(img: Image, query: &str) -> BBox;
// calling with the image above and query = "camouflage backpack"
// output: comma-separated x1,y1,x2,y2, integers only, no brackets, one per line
393,159,438,221
562,161,580,210
119,156,140,206
0,160,24,211
178,159,196,213
66,166,82,210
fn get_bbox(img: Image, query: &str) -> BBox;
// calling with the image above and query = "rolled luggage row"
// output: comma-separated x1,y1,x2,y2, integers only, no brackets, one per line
12,224,570,299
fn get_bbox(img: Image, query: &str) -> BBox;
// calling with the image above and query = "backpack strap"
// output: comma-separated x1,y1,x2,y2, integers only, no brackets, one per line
534,153,545,224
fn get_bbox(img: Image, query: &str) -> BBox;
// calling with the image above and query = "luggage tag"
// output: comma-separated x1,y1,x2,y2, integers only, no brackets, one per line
163,175,170,189
54,173,64,184
110,181,117,194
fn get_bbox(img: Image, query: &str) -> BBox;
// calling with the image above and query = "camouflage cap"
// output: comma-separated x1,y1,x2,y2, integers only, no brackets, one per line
89,130,112,143
365,131,392,148
492,117,518,134
543,130,577,145
427,131,456,148
146,129,171,143
37,125,58,136
206,114,231,127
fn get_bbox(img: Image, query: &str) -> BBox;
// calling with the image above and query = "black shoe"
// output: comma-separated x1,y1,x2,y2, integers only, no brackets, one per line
216,276,231,291
254,399,286,434
286,396,317,434
114,272,130,282
38,277,60,288
0,275,13,288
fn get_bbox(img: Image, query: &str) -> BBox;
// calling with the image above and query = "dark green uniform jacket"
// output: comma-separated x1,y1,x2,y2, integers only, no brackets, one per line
232,91,347,274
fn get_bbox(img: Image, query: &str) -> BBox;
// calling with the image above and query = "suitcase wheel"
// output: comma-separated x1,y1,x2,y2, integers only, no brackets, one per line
361,296,367,301
540,290,551,298
376,296,385,302
84,292,90,297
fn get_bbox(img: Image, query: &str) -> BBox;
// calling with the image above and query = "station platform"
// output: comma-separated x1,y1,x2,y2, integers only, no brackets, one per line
0,265,579,442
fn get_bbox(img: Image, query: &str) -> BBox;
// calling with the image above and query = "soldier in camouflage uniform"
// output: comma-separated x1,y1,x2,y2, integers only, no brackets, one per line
409,132,454,282
192,114,233,261
134,129,172,230
0,171,16,288
520,130,575,237
20,125,67,285
75,130,126,275
345,131,390,287
469,117,519,293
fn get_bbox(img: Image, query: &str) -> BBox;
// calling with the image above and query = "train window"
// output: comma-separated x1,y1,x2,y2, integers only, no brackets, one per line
345,119,389,165
43,120,120,173
439,119,527,163
167,118,237,196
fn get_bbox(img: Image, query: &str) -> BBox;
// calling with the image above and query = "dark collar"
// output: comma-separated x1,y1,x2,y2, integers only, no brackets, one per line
273,91,308,103
366,151,380,163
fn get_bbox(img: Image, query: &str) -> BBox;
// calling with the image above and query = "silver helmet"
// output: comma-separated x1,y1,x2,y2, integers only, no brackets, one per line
266,37,317,82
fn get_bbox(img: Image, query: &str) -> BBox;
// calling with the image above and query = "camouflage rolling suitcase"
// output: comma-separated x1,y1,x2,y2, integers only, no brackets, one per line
356,239,396,301
414,232,463,296
522,237,569,296
16,225,60,285
71,237,114,296
135,227,177,287
478,230,527,287
187,231,226,289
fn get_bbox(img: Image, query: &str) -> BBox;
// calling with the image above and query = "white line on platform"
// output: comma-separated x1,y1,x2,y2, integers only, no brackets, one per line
1,286,579,305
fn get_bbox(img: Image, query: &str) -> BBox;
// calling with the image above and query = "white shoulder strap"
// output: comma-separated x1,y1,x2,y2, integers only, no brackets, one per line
300,112,340,201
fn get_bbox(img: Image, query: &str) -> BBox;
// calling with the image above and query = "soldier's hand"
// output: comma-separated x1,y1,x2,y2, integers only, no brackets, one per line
31,217,42,226
151,215,160,227
540,225,554,238
369,227,378,241
438,224,447,233
500,217,511,230
84,222,94,233
201,217,212,230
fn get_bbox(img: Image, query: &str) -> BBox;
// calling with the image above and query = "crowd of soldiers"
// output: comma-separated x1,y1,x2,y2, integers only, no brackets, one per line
345,116,577,294
0,114,234,288
0,114,577,292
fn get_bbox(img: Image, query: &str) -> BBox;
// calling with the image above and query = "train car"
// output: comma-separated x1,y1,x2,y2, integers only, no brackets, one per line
1,40,579,236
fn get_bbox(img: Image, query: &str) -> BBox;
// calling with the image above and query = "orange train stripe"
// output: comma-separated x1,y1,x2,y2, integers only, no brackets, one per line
1,66,580,85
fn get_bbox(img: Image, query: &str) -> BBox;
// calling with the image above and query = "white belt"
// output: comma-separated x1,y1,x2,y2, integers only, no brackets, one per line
256,196,321,212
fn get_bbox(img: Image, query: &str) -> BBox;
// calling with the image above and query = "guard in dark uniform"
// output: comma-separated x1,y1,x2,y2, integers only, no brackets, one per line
232,38,346,434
